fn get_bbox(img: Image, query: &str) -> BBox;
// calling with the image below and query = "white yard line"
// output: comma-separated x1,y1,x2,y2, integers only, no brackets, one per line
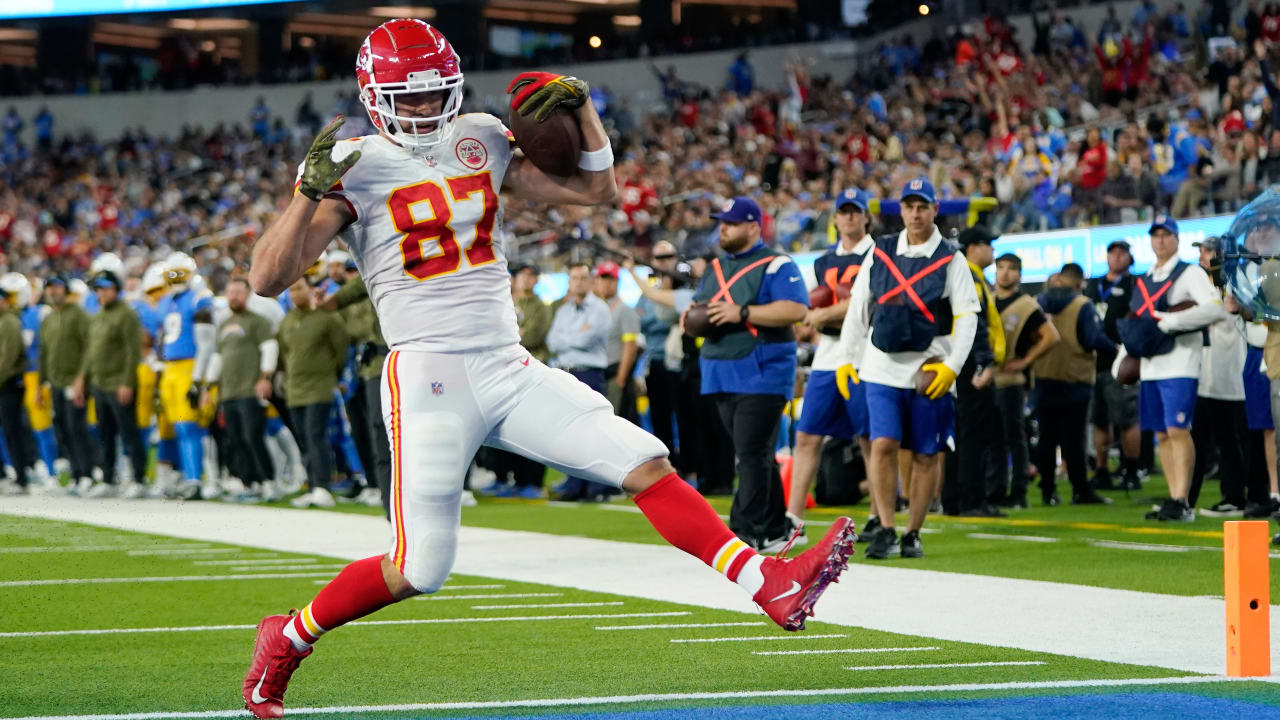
596,622,767,631
3,496,1278,678
1089,540,1192,553
845,661,1046,671
191,557,291,565
966,533,1059,543
0,572,339,587
0,612,692,639
754,646,938,656
125,548,242,556
674,634,848,644
224,565,346,573
413,593,561,601
472,601,624,610
0,676,1248,720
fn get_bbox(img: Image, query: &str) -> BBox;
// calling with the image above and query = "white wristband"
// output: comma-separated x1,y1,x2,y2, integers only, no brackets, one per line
578,144,614,172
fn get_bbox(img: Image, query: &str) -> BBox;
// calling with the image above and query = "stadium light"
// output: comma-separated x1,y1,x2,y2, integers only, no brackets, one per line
588,35,603,48
918,3,929,14
613,15,642,27
369,6,437,19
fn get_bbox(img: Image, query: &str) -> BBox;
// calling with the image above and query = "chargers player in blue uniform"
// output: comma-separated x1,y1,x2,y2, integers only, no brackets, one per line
156,252,216,499
19,278,57,484
791,189,875,537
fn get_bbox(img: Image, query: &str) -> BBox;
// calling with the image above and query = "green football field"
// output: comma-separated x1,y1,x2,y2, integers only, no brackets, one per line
1,479,1279,720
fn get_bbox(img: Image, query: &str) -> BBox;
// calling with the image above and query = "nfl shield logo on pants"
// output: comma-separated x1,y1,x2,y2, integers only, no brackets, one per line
431,382,444,396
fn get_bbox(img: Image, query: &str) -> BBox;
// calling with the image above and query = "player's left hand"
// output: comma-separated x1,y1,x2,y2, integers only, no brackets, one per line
922,362,957,400
299,116,361,201
706,301,742,326
507,72,589,123
116,385,134,406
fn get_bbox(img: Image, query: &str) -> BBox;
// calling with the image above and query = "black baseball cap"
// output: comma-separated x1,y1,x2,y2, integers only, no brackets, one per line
957,225,997,247
1106,240,1131,253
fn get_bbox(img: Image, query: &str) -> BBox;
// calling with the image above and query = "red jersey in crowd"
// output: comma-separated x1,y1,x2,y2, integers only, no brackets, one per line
1263,11,1280,45
844,131,871,165
621,179,658,221
1079,143,1109,189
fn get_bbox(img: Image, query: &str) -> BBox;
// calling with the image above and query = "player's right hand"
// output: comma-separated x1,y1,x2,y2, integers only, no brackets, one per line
835,363,858,400
507,72,589,123
299,116,361,201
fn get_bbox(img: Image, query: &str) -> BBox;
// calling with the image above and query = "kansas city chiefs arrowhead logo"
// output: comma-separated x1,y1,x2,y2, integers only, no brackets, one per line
455,138,488,169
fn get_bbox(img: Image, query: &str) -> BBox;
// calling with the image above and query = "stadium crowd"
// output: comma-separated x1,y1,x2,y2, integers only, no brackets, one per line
1,1,1279,550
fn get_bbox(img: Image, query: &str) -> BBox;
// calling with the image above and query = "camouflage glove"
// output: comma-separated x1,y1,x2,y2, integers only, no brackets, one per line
507,72,589,123
298,116,361,201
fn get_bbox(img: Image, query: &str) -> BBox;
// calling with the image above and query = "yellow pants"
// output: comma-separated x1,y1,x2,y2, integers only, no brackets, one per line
136,363,157,429
159,358,199,425
198,384,219,428
22,371,52,432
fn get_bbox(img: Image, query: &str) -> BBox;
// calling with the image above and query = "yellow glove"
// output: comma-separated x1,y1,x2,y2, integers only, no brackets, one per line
835,363,859,400
921,362,956,400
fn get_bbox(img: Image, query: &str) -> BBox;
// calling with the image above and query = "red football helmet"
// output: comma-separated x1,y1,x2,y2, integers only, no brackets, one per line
356,19,464,152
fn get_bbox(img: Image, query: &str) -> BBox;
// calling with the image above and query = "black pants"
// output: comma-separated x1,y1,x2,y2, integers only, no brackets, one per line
223,397,274,487
289,403,332,491
362,374,391,517
1035,399,1091,499
1189,397,1253,507
946,359,1001,513
490,448,546,488
52,387,94,479
996,385,1032,502
646,361,678,458
0,377,28,485
347,381,374,485
713,392,789,546
91,388,145,485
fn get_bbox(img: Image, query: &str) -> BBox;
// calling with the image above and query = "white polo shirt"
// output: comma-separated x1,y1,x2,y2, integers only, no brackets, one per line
1197,290,1245,401
1138,256,1225,381
838,227,980,390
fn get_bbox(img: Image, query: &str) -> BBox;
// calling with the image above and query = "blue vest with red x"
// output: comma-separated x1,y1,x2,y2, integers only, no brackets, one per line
1118,261,1190,358
813,244,869,337
868,235,955,353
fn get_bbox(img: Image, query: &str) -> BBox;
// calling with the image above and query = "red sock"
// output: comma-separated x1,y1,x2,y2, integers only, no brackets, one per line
633,473,756,581
286,555,395,646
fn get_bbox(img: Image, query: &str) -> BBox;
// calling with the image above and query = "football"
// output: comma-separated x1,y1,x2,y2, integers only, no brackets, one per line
1116,355,1140,385
683,302,731,339
808,283,851,308
508,105,581,177
914,356,943,396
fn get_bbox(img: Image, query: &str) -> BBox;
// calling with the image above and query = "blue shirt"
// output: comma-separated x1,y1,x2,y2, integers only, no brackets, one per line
159,288,213,361
132,298,163,346
636,295,674,364
698,244,809,397
20,305,48,372
546,294,611,370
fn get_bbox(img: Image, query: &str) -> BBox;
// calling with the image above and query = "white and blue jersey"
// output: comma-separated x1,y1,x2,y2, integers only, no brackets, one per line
20,304,49,372
158,289,214,361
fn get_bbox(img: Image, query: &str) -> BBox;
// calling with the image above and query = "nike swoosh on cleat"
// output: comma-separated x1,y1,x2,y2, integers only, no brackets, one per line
767,580,802,604
251,673,269,704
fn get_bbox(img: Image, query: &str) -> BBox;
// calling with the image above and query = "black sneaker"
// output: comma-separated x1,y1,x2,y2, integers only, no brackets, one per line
959,505,1007,517
1273,532,1280,547
1201,501,1244,518
1243,502,1273,519
864,526,899,560
1145,499,1172,520
1041,493,1061,507
1072,490,1113,505
1003,493,1030,509
1091,469,1115,490
856,515,882,543
1157,498,1195,522
900,530,923,558
1120,473,1142,491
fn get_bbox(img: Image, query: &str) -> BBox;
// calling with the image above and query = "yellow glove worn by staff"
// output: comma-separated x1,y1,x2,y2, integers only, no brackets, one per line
835,363,859,401
921,362,956,400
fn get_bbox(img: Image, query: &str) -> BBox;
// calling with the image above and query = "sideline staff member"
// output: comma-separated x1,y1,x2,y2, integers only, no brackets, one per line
688,196,808,552
837,178,980,559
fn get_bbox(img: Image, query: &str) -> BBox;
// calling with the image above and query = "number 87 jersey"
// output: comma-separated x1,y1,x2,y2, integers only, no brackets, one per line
302,112,520,353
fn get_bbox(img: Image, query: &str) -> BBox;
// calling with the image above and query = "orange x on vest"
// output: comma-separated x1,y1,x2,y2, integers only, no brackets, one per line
710,256,775,337
823,265,858,293
873,247,952,324
1133,277,1173,318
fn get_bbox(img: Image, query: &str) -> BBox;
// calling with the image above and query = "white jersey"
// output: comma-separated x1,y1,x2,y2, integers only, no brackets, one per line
306,114,520,353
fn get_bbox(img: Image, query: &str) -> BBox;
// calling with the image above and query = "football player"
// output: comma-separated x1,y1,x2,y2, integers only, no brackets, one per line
18,275,57,486
241,19,855,718
156,252,216,499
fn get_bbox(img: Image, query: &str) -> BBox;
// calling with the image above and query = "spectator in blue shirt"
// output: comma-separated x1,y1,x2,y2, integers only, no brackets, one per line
728,53,755,96
2,107,21,145
33,107,53,151
250,96,270,139
686,196,808,552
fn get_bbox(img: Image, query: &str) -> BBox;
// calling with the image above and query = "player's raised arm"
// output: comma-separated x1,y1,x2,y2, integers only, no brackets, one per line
502,72,617,206
250,117,359,297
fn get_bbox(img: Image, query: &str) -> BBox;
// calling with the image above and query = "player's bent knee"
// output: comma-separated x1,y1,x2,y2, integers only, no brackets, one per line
402,526,458,595
622,456,675,494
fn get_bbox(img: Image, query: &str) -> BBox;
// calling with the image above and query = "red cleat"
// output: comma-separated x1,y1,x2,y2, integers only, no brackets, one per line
243,612,312,718
753,516,856,631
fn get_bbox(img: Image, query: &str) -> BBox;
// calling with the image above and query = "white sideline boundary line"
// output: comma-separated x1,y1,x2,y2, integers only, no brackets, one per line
845,661,1046,671
472,601,624,610
0,572,343,587
967,533,1059,543
1089,540,1191,553
596,622,767,631
413,593,561,601
674,634,848,644
0,676,1246,720
0,612,693,638
0,543,210,554
755,646,938,655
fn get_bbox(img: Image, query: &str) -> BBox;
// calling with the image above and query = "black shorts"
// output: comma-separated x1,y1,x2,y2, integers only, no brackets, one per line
1090,370,1139,427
